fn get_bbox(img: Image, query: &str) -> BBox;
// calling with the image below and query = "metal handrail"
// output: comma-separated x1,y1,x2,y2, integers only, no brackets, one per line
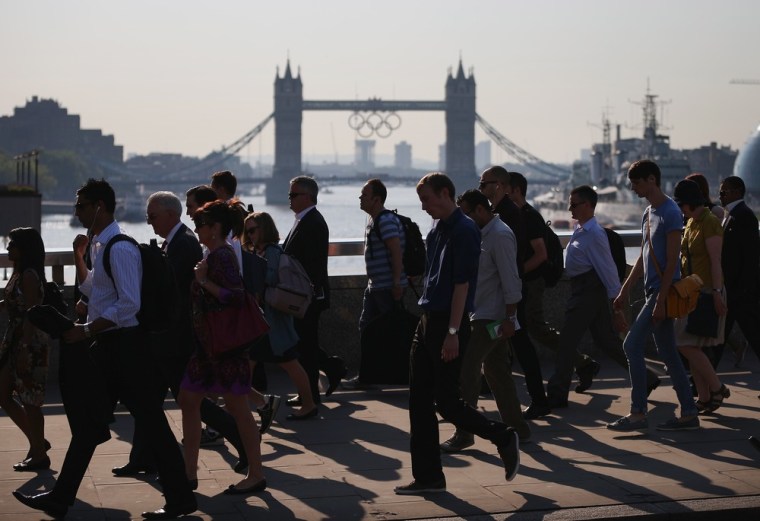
1,230,646,284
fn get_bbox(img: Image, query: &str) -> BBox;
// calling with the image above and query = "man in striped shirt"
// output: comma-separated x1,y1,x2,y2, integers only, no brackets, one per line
359,179,408,331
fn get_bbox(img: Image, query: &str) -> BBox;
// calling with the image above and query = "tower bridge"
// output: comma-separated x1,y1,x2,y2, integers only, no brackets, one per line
111,60,570,199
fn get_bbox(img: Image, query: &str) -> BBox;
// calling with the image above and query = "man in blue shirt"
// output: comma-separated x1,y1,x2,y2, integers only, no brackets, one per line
546,186,628,406
609,160,699,432
395,173,519,496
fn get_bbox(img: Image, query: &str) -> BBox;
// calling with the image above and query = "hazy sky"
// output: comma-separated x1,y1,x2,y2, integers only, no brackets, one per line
3,0,759,166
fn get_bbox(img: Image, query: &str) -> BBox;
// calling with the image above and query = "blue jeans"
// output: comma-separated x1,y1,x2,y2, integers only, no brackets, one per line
623,293,697,416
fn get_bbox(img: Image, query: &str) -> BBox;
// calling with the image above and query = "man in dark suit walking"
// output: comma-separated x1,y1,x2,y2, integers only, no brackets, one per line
712,176,760,376
110,192,249,476
283,176,346,405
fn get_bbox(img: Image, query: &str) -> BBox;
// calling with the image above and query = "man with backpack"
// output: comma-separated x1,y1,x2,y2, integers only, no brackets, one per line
505,173,603,400
109,191,250,478
349,179,411,387
14,179,196,519
358,179,408,330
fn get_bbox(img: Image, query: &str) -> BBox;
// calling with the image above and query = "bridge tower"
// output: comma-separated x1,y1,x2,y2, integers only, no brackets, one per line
269,60,303,204
445,60,477,191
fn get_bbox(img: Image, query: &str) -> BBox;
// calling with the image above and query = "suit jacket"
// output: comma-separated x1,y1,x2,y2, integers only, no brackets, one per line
721,201,760,297
166,223,203,326
283,207,330,309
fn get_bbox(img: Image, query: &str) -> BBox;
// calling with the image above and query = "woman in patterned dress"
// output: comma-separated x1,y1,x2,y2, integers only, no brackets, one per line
179,201,266,494
0,227,51,471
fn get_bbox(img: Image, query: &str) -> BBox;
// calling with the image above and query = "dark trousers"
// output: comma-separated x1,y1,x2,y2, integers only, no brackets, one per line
294,303,324,403
53,327,193,507
409,312,509,483
548,271,619,399
510,299,548,406
128,330,246,467
546,270,659,400
711,290,760,369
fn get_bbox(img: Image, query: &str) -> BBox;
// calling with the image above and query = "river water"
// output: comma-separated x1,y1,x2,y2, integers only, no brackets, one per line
12,182,642,283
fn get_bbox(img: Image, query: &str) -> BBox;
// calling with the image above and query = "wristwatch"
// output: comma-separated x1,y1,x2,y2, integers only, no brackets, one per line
447,327,458,336
83,323,91,338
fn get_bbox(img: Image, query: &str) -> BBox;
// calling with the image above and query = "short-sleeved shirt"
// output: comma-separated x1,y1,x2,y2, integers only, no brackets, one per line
418,208,480,313
681,208,723,289
521,203,547,281
642,197,683,291
364,211,407,290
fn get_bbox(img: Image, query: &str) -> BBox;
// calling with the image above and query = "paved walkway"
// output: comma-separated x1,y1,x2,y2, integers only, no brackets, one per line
1,353,760,520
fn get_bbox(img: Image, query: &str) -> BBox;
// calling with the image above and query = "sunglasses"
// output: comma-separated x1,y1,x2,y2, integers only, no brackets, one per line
288,192,308,199
74,201,94,210
478,181,497,189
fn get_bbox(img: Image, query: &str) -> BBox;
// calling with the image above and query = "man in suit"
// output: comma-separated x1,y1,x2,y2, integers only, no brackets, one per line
110,192,249,477
283,176,346,405
14,179,196,520
712,176,760,374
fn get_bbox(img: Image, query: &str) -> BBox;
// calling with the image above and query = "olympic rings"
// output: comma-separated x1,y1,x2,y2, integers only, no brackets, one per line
346,111,403,138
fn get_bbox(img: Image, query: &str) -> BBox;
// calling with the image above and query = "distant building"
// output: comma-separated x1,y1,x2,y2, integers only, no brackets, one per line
0,96,123,164
681,142,737,188
355,139,375,171
395,141,412,171
475,140,491,171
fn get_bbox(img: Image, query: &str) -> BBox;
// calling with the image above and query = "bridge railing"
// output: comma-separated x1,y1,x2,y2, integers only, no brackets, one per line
0,229,644,284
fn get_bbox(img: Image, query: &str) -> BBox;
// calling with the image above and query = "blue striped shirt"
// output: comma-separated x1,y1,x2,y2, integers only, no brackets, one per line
364,211,407,290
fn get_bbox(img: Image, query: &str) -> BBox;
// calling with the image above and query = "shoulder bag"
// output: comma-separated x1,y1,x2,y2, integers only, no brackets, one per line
646,210,703,319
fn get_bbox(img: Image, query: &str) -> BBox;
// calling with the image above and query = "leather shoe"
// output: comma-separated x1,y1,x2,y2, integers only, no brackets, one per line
142,498,197,519
286,395,302,407
112,462,157,477
286,407,319,420
575,360,601,393
13,490,68,518
522,403,551,420
324,357,347,396
223,479,267,495
13,455,51,471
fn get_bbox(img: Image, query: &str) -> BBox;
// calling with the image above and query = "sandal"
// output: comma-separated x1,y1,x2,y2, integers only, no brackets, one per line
695,400,710,413
703,384,730,413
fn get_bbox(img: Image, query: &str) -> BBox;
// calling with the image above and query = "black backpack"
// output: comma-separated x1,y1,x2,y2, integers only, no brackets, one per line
542,221,564,288
103,235,180,334
604,228,628,283
372,209,427,278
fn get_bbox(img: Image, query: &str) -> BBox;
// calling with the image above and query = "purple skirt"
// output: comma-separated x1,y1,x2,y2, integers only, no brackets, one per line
180,349,251,396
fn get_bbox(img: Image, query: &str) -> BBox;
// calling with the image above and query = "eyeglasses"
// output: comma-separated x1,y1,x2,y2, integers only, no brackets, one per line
288,192,308,199
74,201,94,210
245,226,259,235
478,181,497,189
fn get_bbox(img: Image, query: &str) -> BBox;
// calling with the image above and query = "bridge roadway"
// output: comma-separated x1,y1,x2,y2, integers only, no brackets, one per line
1,230,759,519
